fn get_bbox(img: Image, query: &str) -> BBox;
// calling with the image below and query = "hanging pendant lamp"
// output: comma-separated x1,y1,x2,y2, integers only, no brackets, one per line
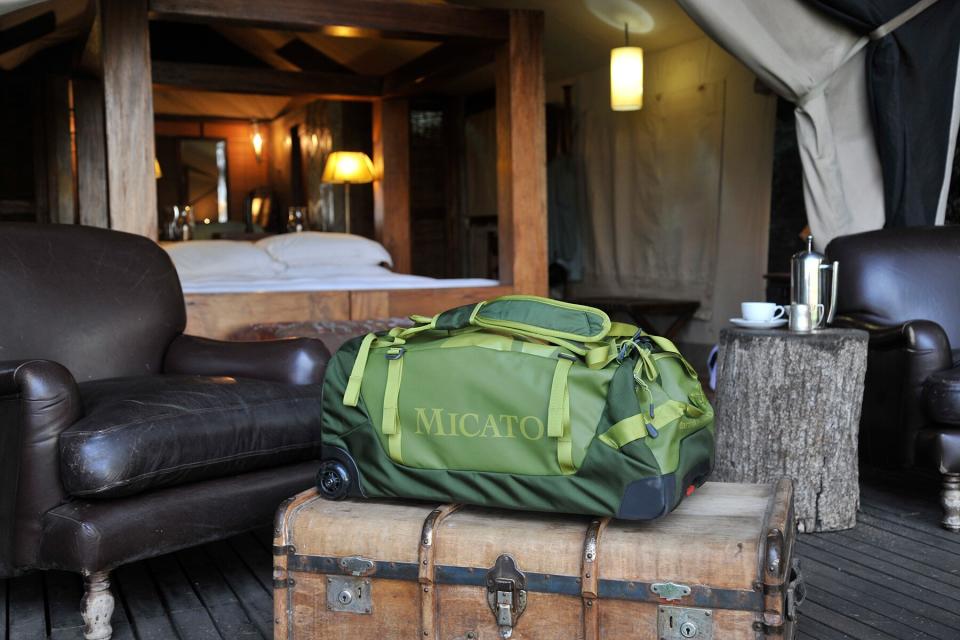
610,22,644,111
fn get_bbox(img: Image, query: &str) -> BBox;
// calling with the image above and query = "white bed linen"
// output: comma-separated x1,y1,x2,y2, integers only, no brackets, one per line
178,272,499,294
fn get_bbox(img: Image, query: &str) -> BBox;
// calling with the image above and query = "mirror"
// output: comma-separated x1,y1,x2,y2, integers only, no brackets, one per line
156,137,228,229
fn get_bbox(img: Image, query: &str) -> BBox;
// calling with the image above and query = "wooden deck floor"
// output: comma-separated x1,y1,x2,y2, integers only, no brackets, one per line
2,473,958,639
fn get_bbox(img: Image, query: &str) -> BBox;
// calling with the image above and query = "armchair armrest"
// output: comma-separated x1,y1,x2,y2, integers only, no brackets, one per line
831,316,954,466
163,335,331,386
0,360,81,574
833,316,953,364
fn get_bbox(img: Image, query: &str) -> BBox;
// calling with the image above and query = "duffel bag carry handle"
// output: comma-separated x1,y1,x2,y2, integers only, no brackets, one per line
412,295,618,346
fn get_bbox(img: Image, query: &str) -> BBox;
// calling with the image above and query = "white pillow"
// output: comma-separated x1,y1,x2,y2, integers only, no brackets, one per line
256,232,394,268
163,241,284,278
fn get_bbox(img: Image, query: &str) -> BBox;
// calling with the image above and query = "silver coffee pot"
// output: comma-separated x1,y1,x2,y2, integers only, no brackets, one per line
790,235,838,329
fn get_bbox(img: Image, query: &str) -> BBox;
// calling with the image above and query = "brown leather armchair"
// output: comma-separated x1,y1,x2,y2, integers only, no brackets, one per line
0,223,330,639
827,226,960,532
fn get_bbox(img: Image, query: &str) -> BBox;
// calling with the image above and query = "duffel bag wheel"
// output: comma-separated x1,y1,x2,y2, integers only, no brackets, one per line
317,460,352,500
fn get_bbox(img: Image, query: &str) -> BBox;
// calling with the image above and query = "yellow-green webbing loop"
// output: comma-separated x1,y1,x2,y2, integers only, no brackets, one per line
633,346,658,382
598,400,691,449
607,321,639,337
548,356,574,438
343,333,377,406
381,347,405,462
393,315,438,341
585,340,619,369
547,354,576,474
648,335,699,378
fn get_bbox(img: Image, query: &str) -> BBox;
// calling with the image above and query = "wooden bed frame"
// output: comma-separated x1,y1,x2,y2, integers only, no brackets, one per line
183,285,514,339
84,0,548,338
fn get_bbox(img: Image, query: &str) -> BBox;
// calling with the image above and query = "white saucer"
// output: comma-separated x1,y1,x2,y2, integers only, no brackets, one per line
730,318,787,329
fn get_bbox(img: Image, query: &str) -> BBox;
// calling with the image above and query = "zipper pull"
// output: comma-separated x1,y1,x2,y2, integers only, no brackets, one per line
645,423,659,438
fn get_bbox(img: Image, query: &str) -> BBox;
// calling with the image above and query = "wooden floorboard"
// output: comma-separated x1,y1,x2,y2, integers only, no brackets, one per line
2,474,959,639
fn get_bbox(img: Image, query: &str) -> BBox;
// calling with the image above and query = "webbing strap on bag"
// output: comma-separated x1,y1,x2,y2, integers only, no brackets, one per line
344,333,377,406
547,354,577,473
381,347,405,462
548,356,573,438
607,321,638,337
598,400,692,450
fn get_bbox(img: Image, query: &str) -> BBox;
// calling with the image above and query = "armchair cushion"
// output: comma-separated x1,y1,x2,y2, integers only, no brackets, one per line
59,375,323,498
924,366,960,426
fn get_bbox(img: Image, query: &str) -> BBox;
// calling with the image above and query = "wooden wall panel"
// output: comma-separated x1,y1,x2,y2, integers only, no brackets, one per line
101,0,157,239
203,121,268,220
372,99,411,273
73,77,109,228
153,120,268,221
44,75,75,225
153,120,202,137
495,10,547,296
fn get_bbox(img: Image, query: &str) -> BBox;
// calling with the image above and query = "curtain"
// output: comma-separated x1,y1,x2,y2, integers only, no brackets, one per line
803,0,960,227
677,0,886,248
574,65,725,315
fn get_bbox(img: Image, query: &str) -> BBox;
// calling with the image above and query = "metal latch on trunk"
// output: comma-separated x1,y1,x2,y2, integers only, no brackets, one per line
485,555,527,639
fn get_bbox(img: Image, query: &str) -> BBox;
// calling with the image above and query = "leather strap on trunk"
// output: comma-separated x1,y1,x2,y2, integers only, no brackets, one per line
418,503,463,639
581,516,612,640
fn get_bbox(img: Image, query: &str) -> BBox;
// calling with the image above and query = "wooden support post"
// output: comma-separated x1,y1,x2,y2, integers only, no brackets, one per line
73,77,109,228
372,98,411,274
44,75,75,225
495,10,547,296
100,0,157,239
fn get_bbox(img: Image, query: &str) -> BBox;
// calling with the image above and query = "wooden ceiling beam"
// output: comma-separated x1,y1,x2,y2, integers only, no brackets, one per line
381,42,494,97
148,0,508,41
152,61,381,100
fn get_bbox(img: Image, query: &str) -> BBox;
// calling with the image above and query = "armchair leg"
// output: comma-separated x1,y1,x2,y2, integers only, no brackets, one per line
943,474,960,532
81,570,114,640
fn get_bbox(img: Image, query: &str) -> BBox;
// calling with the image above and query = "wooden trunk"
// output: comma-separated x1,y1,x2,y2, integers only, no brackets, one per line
273,481,801,639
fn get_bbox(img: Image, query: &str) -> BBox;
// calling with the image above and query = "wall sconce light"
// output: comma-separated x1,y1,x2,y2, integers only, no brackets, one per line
251,121,264,162
610,23,644,111
321,151,376,235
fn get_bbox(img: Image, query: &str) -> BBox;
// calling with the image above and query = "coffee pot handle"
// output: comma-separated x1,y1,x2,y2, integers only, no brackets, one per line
826,261,839,325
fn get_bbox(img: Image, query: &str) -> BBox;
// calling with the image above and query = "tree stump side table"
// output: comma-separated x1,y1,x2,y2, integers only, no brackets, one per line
713,328,869,532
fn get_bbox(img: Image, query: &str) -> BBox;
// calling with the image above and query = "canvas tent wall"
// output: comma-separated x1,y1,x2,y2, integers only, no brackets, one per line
677,0,960,248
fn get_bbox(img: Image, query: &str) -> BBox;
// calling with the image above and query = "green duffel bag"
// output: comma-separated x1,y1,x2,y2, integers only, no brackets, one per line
317,295,714,519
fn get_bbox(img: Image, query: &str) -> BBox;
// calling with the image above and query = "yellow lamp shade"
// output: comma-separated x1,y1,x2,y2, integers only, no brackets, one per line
321,151,376,184
610,46,644,111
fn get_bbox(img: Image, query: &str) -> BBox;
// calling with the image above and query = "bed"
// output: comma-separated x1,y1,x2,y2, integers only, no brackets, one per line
164,233,507,339
147,0,546,341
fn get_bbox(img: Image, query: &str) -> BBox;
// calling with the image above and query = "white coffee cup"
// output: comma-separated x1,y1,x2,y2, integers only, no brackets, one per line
741,302,785,323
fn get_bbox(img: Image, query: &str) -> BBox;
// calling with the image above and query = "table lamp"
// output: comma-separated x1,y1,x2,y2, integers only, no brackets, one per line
321,151,376,234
